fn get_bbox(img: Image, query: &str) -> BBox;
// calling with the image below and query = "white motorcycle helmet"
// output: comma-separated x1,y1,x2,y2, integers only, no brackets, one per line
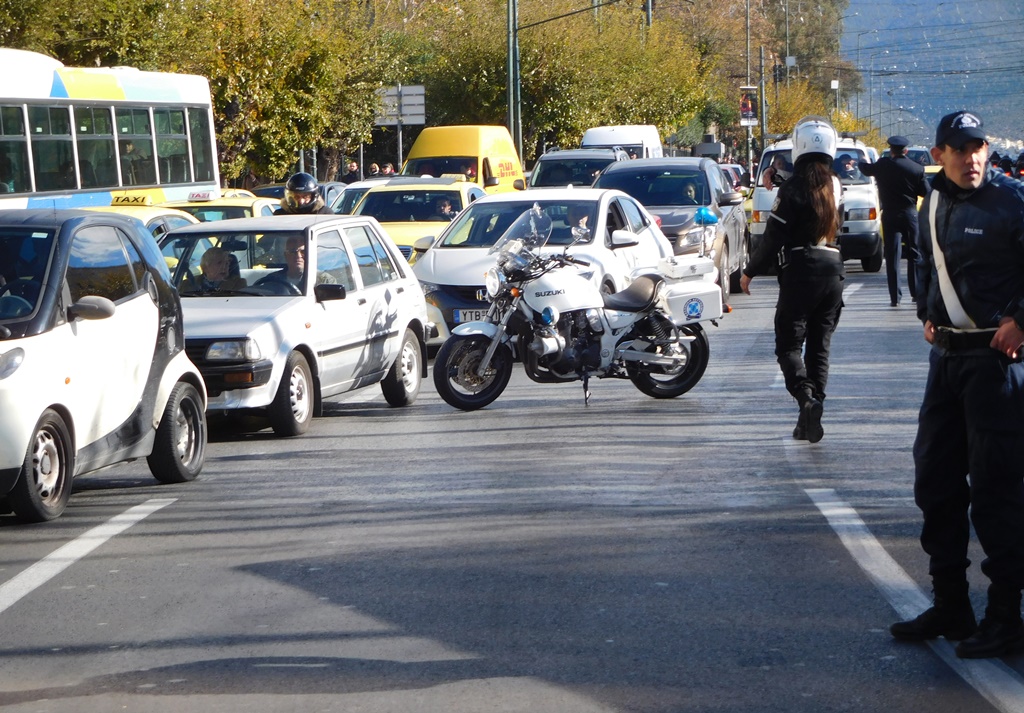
791,116,838,166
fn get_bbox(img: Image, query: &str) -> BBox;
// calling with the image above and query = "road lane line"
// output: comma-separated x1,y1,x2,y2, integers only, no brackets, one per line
0,498,175,616
805,488,1024,713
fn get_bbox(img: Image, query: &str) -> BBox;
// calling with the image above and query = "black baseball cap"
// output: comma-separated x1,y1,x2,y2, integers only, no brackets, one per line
887,135,909,148
935,111,987,149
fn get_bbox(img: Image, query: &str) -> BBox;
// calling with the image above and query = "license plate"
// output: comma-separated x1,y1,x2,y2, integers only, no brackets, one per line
455,309,488,323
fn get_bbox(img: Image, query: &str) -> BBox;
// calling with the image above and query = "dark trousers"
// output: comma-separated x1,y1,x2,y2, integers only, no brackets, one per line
774,274,844,403
882,207,920,305
913,349,1024,588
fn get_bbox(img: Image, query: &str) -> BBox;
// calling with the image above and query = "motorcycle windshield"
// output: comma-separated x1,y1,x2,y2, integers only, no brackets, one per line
488,206,553,261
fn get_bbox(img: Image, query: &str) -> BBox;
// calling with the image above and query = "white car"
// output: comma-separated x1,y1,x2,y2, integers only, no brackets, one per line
410,188,674,344
751,136,883,272
159,215,433,436
0,210,207,523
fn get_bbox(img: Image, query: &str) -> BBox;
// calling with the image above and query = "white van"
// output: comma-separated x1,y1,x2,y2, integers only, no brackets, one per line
749,137,883,272
581,125,664,159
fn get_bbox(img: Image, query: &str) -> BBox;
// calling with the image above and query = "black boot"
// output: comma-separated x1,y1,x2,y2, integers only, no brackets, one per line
891,578,977,641
793,404,808,440
802,397,824,443
955,583,1024,658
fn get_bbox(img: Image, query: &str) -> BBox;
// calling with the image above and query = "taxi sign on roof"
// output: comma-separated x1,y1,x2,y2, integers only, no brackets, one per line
111,195,154,206
187,190,222,202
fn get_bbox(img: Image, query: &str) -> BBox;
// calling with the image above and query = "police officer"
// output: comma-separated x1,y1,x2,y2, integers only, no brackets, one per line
858,136,929,307
740,116,844,444
890,111,1024,659
274,172,333,215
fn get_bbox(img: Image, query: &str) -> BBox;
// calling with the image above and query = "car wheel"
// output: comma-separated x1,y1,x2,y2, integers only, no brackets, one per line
9,410,74,522
861,246,883,273
381,328,422,406
269,351,314,436
147,381,207,484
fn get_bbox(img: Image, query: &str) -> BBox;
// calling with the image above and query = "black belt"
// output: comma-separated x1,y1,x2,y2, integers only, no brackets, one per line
933,327,997,351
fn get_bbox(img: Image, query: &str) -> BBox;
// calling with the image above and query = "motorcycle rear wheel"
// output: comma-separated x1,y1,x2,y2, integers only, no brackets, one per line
627,324,710,398
433,335,514,411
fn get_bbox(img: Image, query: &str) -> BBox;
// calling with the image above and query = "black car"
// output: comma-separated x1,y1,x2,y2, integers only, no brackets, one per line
593,157,748,300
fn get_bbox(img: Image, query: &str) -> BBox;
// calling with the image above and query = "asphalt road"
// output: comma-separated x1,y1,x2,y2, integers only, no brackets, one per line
2,263,1022,713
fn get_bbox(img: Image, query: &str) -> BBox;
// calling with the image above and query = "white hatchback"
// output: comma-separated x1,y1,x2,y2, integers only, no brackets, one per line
0,210,207,522
410,188,674,344
160,215,433,436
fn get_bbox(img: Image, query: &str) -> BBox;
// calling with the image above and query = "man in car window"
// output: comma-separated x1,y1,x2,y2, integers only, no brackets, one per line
266,236,336,290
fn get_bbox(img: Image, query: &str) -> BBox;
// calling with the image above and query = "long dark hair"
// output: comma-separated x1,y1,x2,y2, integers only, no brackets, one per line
791,156,840,243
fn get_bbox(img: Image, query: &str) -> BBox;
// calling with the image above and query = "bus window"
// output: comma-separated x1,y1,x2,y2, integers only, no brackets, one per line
188,108,214,183
28,106,75,191
74,106,117,188
155,108,189,183
0,105,30,194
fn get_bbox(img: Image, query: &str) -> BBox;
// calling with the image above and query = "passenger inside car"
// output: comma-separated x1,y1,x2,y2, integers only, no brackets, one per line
181,247,247,293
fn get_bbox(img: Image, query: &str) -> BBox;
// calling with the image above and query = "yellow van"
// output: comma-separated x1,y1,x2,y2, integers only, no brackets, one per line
400,125,526,194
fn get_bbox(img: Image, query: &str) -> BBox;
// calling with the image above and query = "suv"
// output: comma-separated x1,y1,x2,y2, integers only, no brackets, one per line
751,137,883,272
528,147,630,188
0,210,207,522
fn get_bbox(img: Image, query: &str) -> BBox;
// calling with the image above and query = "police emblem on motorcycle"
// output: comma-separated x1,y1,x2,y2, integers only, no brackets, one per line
684,298,704,320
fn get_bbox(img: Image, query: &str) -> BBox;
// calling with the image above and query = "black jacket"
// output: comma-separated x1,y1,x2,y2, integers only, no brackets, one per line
917,168,1024,328
745,173,845,278
858,155,928,211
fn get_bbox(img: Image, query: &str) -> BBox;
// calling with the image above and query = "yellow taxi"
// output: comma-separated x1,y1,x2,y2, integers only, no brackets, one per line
161,188,280,222
350,177,487,259
84,196,199,238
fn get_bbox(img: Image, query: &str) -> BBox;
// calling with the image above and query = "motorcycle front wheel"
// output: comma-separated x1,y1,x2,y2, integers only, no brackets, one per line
433,335,514,411
627,324,710,398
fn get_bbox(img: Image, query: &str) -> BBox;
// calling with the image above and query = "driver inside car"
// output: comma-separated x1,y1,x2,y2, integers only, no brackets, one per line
263,236,335,290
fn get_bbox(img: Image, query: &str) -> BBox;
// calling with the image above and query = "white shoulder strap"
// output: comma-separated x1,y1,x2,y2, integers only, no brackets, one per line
928,194,976,329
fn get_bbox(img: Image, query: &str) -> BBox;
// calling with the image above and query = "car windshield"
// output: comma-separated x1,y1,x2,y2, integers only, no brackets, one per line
595,168,710,206
333,187,369,215
161,230,315,297
437,200,597,248
0,228,55,322
531,158,612,187
178,206,253,222
832,149,872,185
355,190,464,223
401,157,476,181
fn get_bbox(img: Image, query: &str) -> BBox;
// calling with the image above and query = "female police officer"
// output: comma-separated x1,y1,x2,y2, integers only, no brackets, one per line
740,117,844,443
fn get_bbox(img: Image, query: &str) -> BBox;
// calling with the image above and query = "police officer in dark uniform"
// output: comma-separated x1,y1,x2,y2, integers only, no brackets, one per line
858,136,929,307
890,111,1024,659
740,116,845,444
274,172,334,215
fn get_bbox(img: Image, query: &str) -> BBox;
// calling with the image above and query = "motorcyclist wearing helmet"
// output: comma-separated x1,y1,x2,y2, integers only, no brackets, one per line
274,172,333,215
740,116,844,443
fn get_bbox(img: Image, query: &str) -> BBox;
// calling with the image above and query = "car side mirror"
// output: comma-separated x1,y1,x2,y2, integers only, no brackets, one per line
610,229,639,249
314,283,347,302
720,191,744,206
68,295,116,321
484,176,500,188
412,236,435,254
513,178,525,191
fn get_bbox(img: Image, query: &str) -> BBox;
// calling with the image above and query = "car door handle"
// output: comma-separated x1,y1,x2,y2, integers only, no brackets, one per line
396,287,405,294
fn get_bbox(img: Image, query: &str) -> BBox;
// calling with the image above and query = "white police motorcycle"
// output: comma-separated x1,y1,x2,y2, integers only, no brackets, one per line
432,204,723,410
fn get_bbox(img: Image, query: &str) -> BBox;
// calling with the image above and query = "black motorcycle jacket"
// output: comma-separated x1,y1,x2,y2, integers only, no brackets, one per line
745,174,845,279
917,168,1024,329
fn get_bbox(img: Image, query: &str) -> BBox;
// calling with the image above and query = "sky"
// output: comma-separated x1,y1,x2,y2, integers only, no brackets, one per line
840,0,1024,152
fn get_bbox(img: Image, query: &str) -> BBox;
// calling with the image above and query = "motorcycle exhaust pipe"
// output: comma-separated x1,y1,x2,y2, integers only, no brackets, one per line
529,333,564,356
618,347,687,366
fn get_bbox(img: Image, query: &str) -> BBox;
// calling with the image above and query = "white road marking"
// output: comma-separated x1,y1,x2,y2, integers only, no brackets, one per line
805,488,1024,713
0,498,175,615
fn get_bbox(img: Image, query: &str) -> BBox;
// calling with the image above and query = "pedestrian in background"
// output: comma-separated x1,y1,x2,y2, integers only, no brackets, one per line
340,161,360,184
859,136,929,307
381,163,395,176
891,110,1024,659
740,116,844,444
368,163,381,176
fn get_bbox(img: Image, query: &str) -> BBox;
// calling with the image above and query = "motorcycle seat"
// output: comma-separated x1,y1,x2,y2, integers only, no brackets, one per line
602,274,663,312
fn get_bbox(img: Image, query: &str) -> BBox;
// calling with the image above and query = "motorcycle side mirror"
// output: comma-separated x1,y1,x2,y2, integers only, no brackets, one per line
694,206,719,226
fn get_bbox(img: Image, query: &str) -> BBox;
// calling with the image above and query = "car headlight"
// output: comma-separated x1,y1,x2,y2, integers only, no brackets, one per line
419,281,441,298
676,226,705,248
0,347,24,380
846,207,877,221
206,339,261,361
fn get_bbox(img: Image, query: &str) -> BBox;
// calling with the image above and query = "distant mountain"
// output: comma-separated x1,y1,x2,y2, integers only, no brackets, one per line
841,0,1024,152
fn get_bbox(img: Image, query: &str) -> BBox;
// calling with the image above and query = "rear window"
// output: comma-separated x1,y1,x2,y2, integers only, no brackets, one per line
595,167,711,206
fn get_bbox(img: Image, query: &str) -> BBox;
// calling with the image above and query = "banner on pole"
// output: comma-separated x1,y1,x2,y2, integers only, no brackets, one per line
739,86,758,127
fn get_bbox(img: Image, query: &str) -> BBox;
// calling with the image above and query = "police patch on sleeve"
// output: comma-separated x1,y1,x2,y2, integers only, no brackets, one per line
684,297,704,320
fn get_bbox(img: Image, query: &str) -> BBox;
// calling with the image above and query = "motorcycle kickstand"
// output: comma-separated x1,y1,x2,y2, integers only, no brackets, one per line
581,370,591,405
